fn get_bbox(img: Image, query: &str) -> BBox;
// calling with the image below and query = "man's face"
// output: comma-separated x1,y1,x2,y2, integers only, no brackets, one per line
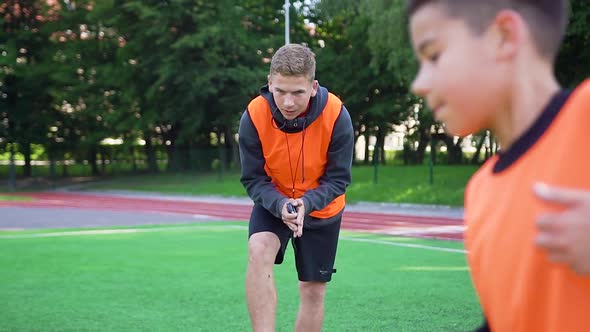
268,73,318,120
410,4,507,137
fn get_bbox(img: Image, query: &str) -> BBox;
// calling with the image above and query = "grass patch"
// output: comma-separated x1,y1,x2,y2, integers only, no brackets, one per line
347,165,477,205
0,162,167,178
79,165,478,206
0,195,33,202
86,171,244,197
0,222,480,331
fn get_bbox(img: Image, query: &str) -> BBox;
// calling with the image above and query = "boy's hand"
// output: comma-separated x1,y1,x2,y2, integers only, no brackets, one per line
534,183,590,275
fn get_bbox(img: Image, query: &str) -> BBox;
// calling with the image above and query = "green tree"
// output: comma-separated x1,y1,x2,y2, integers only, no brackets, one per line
0,0,57,181
46,0,126,176
316,0,424,164
556,0,590,87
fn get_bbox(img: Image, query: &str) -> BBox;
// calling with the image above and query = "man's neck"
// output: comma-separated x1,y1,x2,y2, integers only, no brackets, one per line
298,101,312,118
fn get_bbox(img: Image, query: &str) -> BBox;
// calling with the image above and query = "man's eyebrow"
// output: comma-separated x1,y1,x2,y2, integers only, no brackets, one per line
274,88,306,93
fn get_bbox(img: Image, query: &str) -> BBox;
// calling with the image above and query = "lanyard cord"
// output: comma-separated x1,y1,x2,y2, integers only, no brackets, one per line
273,114,307,198
285,129,305,198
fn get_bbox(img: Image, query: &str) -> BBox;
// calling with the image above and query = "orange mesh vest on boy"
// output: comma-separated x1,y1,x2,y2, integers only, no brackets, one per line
465,79,590,332
247,93,345,219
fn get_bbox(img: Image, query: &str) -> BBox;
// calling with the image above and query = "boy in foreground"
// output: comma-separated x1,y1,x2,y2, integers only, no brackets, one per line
407,0,590,331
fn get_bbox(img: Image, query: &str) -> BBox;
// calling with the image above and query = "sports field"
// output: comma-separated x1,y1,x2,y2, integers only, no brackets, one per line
0,221,481,331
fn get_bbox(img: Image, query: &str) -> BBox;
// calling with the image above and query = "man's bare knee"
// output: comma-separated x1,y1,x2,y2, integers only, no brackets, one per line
299,281,326,304
248,232,280,266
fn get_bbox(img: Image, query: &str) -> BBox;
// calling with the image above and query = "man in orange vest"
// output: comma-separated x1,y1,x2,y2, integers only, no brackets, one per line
238,43,353,332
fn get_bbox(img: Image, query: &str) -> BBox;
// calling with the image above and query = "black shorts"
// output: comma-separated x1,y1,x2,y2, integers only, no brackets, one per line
248,204,342,282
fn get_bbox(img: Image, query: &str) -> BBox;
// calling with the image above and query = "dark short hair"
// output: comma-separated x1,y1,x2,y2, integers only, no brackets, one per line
406,0,570,60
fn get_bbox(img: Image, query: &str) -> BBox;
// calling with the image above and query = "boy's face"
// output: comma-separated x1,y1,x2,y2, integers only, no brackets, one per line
268,73,318,120
410,4,507,136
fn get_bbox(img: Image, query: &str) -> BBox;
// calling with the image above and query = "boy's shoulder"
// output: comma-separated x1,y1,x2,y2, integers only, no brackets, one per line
564,78,590,107
570,79,590,103
558,78,590,122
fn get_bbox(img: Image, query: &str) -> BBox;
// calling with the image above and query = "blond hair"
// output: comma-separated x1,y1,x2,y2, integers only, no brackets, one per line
270,44,316,81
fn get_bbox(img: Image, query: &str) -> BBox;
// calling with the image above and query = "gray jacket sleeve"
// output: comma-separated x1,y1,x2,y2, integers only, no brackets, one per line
238,110,288,218
301,106,354,214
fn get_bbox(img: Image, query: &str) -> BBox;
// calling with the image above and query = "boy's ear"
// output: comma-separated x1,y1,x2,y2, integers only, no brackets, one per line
491,10,525,61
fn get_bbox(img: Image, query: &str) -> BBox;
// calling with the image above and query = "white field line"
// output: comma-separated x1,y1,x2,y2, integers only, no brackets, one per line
0,224,466,254
340,236,466,254
379,225,465,236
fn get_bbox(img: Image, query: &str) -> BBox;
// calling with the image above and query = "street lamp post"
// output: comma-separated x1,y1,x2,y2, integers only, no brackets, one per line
284,0,290,45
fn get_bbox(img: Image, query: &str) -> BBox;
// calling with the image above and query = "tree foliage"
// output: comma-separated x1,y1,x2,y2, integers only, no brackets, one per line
1,0,589,179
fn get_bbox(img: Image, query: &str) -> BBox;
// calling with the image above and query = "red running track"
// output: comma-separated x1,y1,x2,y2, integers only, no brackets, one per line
1,192,464,241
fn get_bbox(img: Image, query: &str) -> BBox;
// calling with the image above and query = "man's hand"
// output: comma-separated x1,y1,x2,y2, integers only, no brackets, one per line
534,182,590,275
292,199,305,238
282,200,301,237
281,199,306,238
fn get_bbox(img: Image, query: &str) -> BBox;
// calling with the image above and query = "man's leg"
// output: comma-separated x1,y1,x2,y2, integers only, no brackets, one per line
292,216,342,332
246,231,281,332
294,281,327,332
